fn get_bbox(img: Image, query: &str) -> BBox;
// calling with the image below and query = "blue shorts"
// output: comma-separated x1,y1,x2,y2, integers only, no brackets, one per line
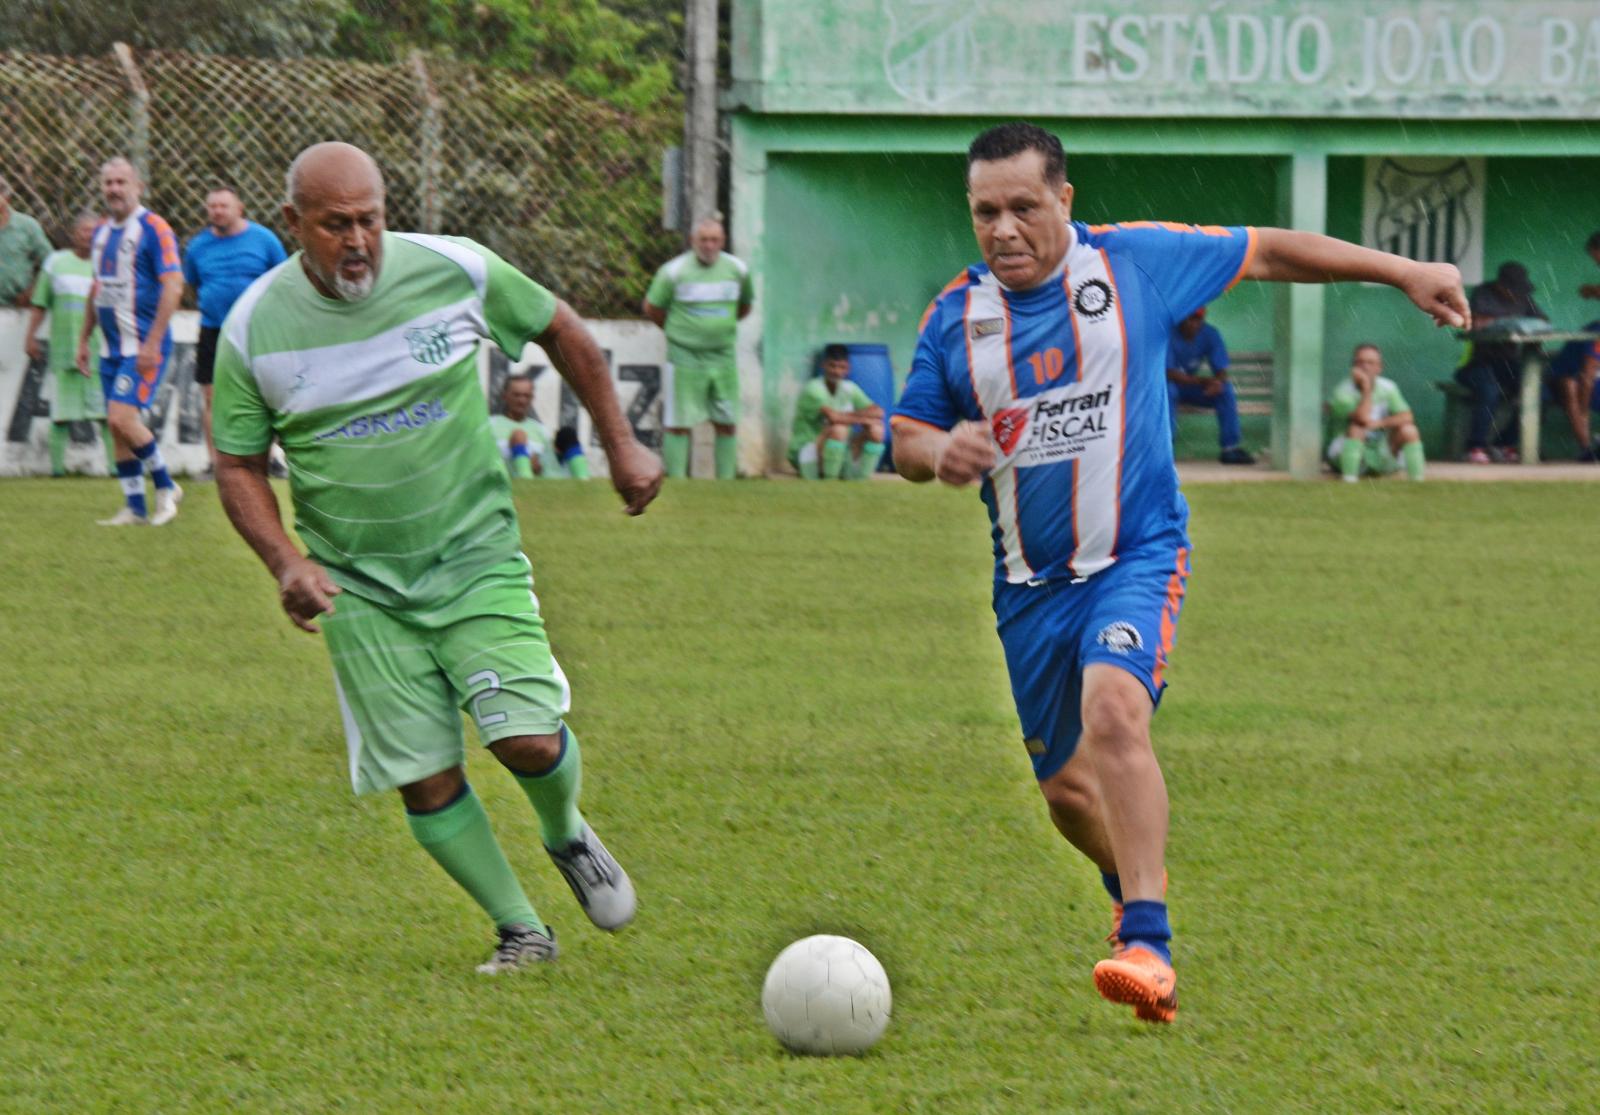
994,540,1192,781
100,351,170,409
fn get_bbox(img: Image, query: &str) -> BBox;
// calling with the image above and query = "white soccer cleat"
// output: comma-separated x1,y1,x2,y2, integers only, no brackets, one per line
150,483,184,526
475,924,558,974
546,822,637,931
97,507,148,527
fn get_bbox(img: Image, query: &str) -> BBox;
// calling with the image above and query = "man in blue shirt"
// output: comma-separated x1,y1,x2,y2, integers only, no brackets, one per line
183,186,287,471
1166,306,1254,464
892,122,1469,1024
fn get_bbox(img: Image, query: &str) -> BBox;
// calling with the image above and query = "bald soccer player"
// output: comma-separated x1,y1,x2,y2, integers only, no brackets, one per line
213,143,663,973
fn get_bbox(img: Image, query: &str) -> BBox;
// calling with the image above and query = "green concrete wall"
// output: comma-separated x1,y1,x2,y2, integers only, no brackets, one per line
761,147,1600,463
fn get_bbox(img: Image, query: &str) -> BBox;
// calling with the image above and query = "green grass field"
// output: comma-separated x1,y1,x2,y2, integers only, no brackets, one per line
2,477,1596,1112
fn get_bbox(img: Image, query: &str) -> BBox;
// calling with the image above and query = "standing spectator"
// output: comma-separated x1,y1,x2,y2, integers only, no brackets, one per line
789,343,885,479
75,157,184,525
643,216,753,479
183,186,288,474
26,212,113,476
1325,343,1424,482
0,174,52,308
1455,261,1547,463
1166,307,1254,464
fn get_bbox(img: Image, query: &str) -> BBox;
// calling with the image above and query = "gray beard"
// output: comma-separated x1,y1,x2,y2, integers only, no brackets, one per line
331,269,376,301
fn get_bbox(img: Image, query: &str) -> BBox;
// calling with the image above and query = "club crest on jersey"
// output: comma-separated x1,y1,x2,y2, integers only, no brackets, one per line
1096,621,1143,655
405,321,451,366
1072,278,1114,321
970,317,1004,338
991,406,1029,454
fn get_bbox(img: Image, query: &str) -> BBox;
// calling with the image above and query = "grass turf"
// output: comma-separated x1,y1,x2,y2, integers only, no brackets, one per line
1,477,1595,1112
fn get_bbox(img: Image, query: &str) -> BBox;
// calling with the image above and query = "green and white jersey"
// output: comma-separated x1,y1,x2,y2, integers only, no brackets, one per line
791,376,873,451
488,412,554,468
30,249,96,374
645,251,752,354
1328,376,1409,443
212,232,557,612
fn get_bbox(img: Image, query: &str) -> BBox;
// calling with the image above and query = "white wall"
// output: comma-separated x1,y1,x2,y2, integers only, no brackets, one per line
0,309,673,478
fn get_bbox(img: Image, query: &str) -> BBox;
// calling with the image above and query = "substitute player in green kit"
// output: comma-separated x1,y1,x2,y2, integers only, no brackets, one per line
213,143,663,973
27,212,114,475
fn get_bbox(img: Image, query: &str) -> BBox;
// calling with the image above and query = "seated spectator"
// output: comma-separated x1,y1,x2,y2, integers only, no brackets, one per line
489,374,554,477
1455,261,1547,463
790,343,885,479
1166,307,1254,464
1547,319,1600,463
1325,343,1424,482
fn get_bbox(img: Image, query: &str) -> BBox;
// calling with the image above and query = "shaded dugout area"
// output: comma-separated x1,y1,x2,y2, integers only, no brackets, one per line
755,147,1600,463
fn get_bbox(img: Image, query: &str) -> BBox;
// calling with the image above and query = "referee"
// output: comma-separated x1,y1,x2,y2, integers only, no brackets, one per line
183,186,286,474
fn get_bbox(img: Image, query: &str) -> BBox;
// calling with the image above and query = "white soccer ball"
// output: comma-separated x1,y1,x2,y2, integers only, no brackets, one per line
761,934,892,1055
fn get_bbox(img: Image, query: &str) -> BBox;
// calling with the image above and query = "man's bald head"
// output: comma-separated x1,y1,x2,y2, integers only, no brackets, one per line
283,142,387,302
284,142,384,211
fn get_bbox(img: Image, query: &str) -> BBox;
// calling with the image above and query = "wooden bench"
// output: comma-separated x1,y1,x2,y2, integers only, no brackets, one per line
1175,350,1273,416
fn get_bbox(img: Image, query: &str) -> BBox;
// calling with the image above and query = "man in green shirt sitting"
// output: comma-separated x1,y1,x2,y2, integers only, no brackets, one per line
1326,342,1425,482
790,344,886,479
488,374,591,479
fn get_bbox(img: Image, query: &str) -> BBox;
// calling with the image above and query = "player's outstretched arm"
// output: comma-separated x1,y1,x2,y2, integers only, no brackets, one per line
537,300,663,515
892,419,994,486
216,450,340,633
1245,229,1471,329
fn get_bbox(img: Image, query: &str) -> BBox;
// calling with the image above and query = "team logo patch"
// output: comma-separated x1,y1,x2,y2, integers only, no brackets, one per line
970,317,1004,338
404,321,451,366
991,406,1029,454
1072,278,1114,321
114,374,134,396
1096,621,1143,655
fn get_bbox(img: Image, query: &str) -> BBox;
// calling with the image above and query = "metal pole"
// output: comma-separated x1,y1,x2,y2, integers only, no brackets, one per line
685,0,719,229
112,43,150,176
408,51,443,234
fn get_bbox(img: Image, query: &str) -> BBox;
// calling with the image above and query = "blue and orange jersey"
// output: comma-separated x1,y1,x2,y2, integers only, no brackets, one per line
90,206,182,358
892,220,1257,585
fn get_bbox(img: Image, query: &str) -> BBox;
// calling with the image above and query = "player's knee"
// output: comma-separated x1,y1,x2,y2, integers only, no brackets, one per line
489,731,563,775
1080,686,1149,751
1399,423,1420,444
863,425,885,444
107,406,141,441
825,423,851,441
1038,764,1097,821
398,767,466,813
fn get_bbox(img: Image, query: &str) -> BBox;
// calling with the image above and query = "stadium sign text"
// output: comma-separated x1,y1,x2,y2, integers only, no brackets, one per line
735,1,1600,118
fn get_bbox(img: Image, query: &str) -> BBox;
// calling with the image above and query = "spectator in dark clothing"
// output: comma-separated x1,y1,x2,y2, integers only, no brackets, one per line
1455,261,1546,463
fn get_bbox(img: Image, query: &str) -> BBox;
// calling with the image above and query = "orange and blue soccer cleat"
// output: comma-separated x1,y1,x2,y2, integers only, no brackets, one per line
1093,946,1178,1023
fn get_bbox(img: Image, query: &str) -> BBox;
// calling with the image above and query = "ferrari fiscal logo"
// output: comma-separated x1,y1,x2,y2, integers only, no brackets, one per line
405,321,451,366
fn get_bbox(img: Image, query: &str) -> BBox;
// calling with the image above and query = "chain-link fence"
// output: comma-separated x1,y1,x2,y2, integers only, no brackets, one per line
0,46,679,317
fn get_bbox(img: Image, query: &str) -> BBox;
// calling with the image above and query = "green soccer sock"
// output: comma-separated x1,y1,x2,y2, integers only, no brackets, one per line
714,434,738,479
566,455,591,480
663,432,690,478
855,440,886,479
99,423,116,472
822,438,848,479
511,724,585,850
1339,437,1363,481
1402,440,1425,481
48,423,68,476
799,451,821,479
407,784,543,931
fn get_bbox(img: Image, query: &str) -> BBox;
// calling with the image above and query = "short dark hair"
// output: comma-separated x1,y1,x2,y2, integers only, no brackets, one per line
822,343,849,362
1353,342,1381,359
502,374,534,391
1587,231,1600,254
967,123,1067,186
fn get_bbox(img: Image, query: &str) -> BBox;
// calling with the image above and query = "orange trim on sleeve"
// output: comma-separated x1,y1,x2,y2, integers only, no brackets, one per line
1224,227,1259,292
889,414,951,432
918,270,973,333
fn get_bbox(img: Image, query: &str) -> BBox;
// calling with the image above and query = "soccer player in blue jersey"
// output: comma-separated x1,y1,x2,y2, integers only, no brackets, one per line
75,157,185,526
891,123,1469,1023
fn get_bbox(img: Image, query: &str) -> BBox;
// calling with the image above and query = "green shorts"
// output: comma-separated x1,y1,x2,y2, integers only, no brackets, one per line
321,554,570,794
51,367,106,422
1326,435,1399,476
663,342,738,427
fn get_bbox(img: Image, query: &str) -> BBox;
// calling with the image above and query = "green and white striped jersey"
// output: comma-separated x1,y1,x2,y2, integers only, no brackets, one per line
212,232,557,611
645,250,752,353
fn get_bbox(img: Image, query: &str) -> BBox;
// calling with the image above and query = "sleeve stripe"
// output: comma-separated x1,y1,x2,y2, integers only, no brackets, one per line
890,414,951,432
1224,227,1259,292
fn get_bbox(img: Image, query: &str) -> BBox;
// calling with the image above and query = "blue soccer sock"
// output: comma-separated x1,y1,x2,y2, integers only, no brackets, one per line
1101,871,1123,904
115,459,147,517
132,438,174,491
1119,900,1172,964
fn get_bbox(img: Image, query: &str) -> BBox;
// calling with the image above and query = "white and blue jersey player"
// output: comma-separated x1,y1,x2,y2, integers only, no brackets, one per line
77,157,185,526
891,123,1471,1024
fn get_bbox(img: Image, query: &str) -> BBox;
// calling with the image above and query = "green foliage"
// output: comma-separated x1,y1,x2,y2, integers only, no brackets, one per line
2,478,1597,1110
0,0,347,57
